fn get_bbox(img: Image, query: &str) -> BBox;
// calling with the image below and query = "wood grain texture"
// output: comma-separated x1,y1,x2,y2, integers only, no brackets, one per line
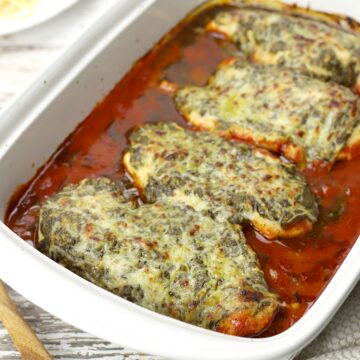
0,286,162,360
0,281,52,360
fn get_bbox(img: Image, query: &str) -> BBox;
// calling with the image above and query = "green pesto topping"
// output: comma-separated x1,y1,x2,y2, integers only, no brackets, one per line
209,8,360,87
175,60,360,164
38,177,278,334
124,122,318,239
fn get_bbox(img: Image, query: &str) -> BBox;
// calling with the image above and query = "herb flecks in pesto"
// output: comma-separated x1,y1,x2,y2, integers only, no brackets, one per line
174,59,360,165
124,122,319,239
208,8,360,87
38,177,278,337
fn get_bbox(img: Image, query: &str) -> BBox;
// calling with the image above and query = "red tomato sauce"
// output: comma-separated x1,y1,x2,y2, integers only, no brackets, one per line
4,5,360,337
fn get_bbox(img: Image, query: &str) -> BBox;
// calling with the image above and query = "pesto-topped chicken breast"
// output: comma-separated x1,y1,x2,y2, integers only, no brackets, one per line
38,177,278,337
207,5,360,88
123,122,318,239
174,59,360,165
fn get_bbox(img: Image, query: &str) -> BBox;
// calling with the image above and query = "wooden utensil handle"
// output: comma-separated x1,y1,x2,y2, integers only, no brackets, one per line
0,281,53,360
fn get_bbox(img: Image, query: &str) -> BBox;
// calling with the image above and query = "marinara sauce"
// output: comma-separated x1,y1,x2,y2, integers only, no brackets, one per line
5,5,360,337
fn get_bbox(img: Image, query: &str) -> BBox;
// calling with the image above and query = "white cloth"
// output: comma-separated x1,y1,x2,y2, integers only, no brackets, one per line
298,282,360,360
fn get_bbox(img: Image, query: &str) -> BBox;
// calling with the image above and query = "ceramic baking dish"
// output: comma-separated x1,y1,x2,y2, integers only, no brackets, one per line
0,1,360,359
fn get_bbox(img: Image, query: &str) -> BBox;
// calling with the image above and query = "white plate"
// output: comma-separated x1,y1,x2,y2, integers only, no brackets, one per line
0,0,80,36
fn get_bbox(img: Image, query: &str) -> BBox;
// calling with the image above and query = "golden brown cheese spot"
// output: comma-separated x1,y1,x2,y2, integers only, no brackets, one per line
216,304,276,337
174,59,360,166
123,122,319,239
207,7,360,87
38,177,278,337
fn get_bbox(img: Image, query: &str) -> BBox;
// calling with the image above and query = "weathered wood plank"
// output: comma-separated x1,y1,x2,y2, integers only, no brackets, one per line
0,286,163,359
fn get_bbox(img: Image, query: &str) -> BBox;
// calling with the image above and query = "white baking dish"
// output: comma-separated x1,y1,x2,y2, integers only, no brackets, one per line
0,1,360,359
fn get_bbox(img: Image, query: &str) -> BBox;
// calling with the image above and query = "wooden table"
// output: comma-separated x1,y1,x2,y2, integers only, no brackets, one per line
1,1,360,359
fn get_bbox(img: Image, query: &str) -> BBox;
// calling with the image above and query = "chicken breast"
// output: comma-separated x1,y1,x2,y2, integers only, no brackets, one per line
38,177,278,337
123,122,318,239
207,2,360,88
174,59,360,165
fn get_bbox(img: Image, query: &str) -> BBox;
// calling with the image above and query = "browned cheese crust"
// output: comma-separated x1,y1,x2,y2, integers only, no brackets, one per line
124,122,319,239
174,59,360,166
38,177,278,336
